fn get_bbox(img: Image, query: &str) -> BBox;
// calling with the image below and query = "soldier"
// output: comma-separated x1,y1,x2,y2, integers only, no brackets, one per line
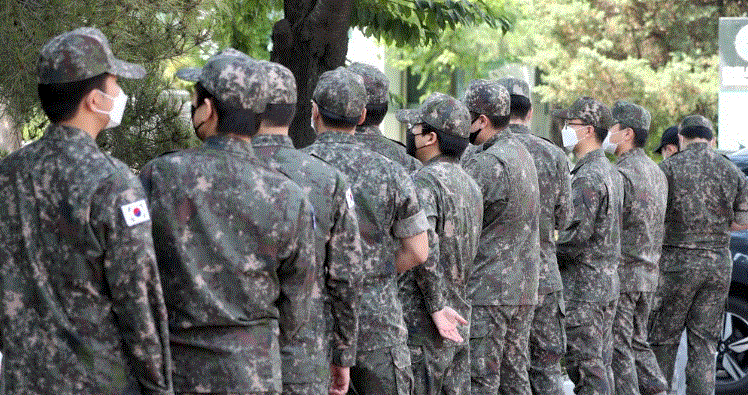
461,79,541,395
140,49,317,394
649,115,748,395
0,27,172,394
653,126,679,159
604,101,669,395
496,77,574,395
396,92,482,395
555,97,623,395
347,62,422,174
302,67,430,395
250,60,364,395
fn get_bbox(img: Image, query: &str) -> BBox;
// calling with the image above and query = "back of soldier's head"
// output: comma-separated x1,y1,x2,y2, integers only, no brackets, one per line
462,79,511,129
397,92,471,158
348,62,389,127
611,100,651,147
313,67,367,130
678,114,713,141
257,61,297,128
497,77,532,120
37,27,146,124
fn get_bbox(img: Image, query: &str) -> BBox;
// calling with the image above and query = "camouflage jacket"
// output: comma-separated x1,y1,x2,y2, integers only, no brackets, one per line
616,148,667,292
303,132,429,351
461,130,541,306
400,155,483,346
557,149,623,303
509,124,574,295
355,125,422,174
660,142,748,252
252,134,363,378
140,134,316,393
0,124,171,395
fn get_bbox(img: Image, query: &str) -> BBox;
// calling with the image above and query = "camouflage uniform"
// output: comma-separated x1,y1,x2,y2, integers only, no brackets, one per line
460,80,540,395
302,68,430,395
141,50,317,394
348,62,422,174
0,28,172,395
607,102,668,395
250,61,364,395
497,77,575,395
649,115,748,395
555,98,623,395
396,93,484,395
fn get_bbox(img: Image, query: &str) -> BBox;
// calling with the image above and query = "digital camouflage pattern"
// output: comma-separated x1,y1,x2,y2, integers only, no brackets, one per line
497,77,531,99
557,148,623,303
397,92,471,138
612,292,667,395
348,62,388,105
251,134,363,386
399,155,483,395
507,123,574,395
313,67,368,119
303,132,428,353
679,114,713,131
659,142,748,250
354,125,422,174
462,79,510,118
553,97,614,130
611,101,651,131
649,141,748,394
177,49,296,113
0,124,171,394
38,27,146,84
140,135,317,393
461,129,540,306
348,345,413,395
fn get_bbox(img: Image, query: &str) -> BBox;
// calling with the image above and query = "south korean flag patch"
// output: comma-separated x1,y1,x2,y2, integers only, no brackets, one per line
121,199,151,226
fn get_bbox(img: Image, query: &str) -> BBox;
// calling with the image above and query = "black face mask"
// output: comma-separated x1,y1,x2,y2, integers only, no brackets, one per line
406,131,417,158
469,128,482,145
191,104,208,138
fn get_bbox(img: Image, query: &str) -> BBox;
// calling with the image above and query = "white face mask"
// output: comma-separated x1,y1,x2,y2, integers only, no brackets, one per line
561,125,580,150
94,88,128,129
602,133,618,154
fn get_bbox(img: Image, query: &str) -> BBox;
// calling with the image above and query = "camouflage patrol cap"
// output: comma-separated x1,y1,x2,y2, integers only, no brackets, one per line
396,92,471,138
257,60,297,105
679,114,713,131
462,79,510,118
497,77,531,99
553,96,613,130
176,49,276,113
313,67,367,120
655,125,679,154
611,100,651,131
38,27,146,84
348,62,389,105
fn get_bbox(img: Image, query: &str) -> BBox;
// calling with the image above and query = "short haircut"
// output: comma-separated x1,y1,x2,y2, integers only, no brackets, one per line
470,111,510,130
509,94,531,119
631,127,649,148
317,102,360,129
593,126,608,144
360,102,388,127
422,123,469,159
679,125,713,140
261,103,296,128
38,72,109,123
195,82,260,136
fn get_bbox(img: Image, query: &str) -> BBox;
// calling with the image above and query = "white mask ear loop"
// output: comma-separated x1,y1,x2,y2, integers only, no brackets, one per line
93,88,128,129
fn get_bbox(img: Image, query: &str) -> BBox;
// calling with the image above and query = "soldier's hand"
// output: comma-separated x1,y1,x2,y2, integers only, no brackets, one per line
329,364,350,395
431,306,468,343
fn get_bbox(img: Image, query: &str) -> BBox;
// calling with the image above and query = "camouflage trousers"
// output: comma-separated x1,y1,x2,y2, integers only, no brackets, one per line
649,247,731,395
282,381,328,395
348,343,413,395
410,341,470,395
529,291,566,395
177,392,278,394
565,299,617,395
611,291,668,395
469,304,534,395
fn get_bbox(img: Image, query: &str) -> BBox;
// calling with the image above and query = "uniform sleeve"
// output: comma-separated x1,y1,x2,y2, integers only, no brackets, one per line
413,174,445,315
91,171,172,395
463,153,509,228
326,176,363,367
392,167,429,238
276,194,317,344
732,165,748,225
557,174,602,264
555,154,574,231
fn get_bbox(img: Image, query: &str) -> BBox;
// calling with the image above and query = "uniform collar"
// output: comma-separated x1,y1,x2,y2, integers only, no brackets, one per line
617,147,645,163
481,129,510,151
252,133,294,148
572,148,605,174
314,131,359,145
43,124,98,147
683,141,710,152
204,134,257,158
508,123,531,134
355,125,384,137
424,154,459,166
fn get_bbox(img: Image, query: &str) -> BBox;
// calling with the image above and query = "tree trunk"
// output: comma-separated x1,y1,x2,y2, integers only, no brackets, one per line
271,0,353,148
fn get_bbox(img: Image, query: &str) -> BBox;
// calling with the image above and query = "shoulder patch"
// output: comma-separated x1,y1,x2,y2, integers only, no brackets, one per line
121,199,151,226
